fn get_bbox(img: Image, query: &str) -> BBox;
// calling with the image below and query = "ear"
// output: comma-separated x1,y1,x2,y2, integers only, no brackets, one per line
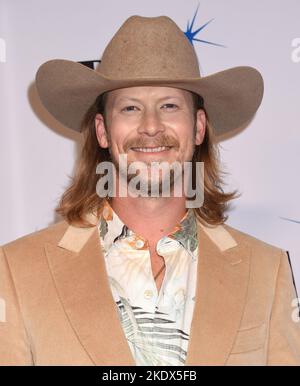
95,113,109,148
195,109,206,145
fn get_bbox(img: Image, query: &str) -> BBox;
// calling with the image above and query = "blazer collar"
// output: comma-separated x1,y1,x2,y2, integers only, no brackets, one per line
45,215,250,365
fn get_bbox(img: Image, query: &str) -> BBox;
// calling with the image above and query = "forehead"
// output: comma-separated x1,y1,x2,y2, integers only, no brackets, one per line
106,86,193,104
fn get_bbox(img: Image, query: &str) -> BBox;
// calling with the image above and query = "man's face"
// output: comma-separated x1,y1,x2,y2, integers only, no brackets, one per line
95,86,206,194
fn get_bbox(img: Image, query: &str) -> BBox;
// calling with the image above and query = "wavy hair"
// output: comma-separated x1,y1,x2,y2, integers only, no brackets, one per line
55,91,239,227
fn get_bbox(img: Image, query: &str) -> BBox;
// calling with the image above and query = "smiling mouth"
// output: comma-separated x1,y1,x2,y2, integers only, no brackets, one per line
130,146,173,153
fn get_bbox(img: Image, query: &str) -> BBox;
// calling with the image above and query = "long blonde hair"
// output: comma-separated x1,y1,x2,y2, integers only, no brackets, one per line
56,92,239,227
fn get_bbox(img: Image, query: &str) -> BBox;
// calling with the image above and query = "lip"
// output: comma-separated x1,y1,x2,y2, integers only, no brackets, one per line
130,146,174,154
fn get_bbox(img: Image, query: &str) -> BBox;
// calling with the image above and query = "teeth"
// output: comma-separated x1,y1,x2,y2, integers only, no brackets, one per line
133,146,171,153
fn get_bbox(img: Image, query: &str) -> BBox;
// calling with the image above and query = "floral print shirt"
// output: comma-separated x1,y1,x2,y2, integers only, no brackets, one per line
98,199,198,366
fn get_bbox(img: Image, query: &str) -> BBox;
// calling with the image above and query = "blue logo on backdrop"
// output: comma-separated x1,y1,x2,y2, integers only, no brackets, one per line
78,4,224,69
184,3,225,47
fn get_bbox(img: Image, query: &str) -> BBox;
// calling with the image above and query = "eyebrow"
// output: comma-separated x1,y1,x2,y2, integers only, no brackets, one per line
115,95,183,104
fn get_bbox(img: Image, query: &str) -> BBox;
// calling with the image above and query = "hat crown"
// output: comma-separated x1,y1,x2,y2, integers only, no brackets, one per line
98,15,201,79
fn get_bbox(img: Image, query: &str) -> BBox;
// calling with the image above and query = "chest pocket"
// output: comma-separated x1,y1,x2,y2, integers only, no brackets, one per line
231,323,267,354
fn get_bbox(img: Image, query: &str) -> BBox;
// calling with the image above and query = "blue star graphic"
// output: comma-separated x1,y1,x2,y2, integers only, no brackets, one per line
184,3,225,48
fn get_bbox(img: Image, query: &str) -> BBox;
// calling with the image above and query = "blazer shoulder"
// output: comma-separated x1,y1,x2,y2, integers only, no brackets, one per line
1,220,69,260
223,223,283,252
222,223,285,266
221,224,292,296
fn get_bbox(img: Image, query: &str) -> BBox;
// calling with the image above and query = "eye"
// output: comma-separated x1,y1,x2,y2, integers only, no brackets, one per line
121,105,139,112
161,103,178,110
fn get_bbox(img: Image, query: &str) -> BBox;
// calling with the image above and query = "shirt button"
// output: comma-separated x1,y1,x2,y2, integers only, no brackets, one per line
144,290,154,300
135,239,144,249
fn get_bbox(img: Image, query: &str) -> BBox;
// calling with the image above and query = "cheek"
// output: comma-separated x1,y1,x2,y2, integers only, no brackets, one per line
107,123,127,152
177,127,196,159
110,140,126,158
169,114,194,135
173,119,195,140
180,141,195,160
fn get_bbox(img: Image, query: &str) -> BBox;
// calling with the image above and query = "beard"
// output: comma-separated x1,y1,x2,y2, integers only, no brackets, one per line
107,134,196,198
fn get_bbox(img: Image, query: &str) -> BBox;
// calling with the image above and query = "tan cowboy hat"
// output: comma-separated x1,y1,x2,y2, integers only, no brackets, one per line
35,15,264,135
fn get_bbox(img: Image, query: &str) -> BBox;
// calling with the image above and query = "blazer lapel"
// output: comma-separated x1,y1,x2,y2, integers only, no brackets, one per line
185,222,251,365
45,215,250,366
45,216,136,365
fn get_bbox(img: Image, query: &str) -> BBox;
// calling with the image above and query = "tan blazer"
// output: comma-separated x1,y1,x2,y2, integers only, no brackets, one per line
0,216,299,366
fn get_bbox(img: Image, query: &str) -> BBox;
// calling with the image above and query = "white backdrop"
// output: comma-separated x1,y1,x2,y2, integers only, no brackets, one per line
0,0,299,289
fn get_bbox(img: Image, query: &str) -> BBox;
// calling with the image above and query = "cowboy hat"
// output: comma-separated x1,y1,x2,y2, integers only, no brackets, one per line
35,15,264,135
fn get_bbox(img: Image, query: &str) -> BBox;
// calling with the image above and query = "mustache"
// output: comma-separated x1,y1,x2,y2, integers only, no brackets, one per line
124,135,179,151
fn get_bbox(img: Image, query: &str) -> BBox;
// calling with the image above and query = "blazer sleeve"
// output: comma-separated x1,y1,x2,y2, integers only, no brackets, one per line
0,246,33,365
267,249,300,365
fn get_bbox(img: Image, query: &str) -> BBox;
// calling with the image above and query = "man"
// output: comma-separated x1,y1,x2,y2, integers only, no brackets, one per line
0,15,300,366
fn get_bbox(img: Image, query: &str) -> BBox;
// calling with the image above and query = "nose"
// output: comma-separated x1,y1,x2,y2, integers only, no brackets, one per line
137,108,165,136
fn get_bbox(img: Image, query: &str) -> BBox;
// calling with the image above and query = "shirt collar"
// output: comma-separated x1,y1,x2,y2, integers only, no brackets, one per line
98,199,198,256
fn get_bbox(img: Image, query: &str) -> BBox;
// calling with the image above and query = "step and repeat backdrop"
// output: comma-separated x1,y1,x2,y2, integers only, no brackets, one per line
0,0,299,288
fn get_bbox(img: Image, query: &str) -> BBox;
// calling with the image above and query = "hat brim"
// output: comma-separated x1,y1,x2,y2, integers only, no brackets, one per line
35,59,264,135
